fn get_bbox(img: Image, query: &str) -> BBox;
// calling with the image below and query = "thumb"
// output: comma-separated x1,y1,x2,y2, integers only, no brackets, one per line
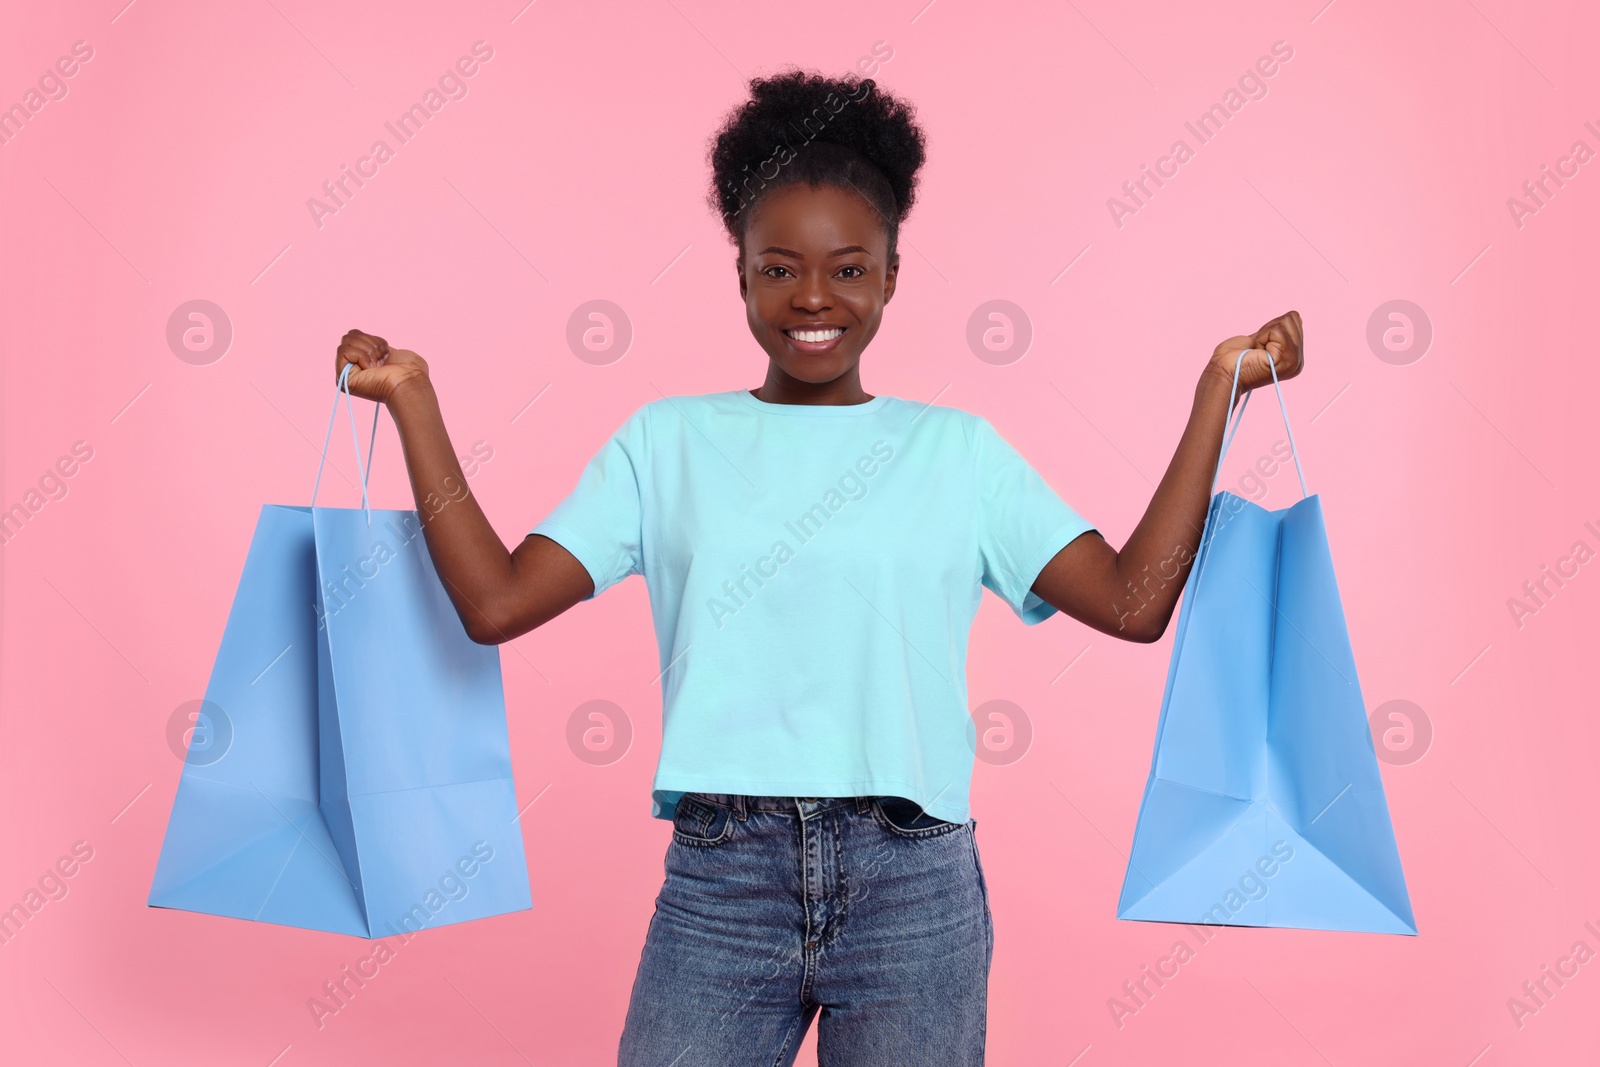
343,361,393,402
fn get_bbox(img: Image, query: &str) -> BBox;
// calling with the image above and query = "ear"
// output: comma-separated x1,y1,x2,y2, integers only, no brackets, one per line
737,255,747,301
882,255,899,306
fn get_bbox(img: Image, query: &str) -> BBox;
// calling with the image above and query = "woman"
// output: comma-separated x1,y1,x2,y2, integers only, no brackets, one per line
334,69,1302,1066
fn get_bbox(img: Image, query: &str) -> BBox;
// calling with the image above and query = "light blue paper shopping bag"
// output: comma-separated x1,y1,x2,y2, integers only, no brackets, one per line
1116,351,1416,935
149,366,532,938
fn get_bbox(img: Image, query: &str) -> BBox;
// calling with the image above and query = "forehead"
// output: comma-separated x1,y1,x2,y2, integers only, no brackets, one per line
745,183,887,252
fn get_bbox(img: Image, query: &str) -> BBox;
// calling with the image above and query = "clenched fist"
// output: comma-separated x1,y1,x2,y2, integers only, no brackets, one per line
1208,311,1304,394
335,329,431,405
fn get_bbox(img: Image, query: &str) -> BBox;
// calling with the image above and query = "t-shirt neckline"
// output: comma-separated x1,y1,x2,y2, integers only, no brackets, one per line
737,388,890,416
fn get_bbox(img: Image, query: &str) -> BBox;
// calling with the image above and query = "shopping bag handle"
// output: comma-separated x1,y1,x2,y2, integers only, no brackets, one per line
1209,347,1309,499
1187,348,1309,600
311,362,382,525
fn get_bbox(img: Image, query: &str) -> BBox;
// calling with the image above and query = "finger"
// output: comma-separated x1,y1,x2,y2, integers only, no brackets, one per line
1281,313,1304,371
348,335,385,368
335,344,359,378
1284,310,1303,350
1251,324,1285,359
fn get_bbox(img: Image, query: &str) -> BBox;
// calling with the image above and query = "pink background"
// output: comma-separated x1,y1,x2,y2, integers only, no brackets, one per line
2,0,1596,1063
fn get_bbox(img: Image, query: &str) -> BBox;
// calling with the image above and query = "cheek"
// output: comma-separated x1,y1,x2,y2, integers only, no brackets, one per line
747,301,771,335
847,300,882,337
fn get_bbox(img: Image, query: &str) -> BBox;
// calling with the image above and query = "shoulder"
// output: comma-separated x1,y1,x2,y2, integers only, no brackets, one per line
605,391,762,450
875,396,992,449
606,391,733,424
631,390,744,430
639,390,752,414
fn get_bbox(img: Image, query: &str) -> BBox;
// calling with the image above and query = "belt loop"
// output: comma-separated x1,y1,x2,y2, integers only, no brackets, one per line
855,795,872,815
734,794,747,821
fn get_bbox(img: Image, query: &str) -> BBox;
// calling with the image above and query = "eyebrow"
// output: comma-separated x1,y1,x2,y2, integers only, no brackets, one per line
756,245,873,258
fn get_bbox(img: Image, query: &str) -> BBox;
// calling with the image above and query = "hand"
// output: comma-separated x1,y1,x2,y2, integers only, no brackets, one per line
1207,310,1304,395
334,329,431,405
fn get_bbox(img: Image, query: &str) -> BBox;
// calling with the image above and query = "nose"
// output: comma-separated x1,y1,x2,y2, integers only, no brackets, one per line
794,270,832,311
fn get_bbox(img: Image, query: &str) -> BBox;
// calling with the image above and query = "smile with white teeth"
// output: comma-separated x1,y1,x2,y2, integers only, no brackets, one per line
784,327,844,342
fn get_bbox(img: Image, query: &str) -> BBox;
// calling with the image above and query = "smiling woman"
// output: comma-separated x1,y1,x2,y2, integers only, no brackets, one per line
331,57,1304,1066
706,68,925,407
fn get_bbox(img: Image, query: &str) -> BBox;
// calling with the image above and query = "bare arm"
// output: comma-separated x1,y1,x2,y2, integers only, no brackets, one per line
336,331,593,644
1030,311,1304,643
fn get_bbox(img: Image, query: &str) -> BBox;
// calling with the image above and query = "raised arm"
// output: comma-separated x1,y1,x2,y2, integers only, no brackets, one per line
336,330,593,644
1030,311,1304,643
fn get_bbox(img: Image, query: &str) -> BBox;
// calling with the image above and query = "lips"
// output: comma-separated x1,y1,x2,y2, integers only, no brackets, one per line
782,324,847,354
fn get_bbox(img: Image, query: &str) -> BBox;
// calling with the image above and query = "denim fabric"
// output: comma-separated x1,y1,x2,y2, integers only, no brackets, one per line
618,794,993,1066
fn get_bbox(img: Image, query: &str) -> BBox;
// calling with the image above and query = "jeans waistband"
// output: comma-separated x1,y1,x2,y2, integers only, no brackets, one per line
688,793,876,819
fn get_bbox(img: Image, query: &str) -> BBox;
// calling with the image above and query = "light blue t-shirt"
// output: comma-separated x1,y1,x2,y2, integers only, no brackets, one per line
529,389,1097,824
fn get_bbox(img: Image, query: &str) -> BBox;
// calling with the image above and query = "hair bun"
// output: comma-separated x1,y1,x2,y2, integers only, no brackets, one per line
705,68,927,261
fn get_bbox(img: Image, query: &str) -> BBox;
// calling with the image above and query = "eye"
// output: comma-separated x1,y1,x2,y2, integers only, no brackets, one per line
837,265,866,279
762,265,793,279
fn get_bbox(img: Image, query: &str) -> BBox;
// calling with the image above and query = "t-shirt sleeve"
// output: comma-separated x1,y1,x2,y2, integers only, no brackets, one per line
528,403,650,600
973,414,1098,625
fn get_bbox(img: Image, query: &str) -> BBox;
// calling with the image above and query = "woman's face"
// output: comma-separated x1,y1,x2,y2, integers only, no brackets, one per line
738,182,898,396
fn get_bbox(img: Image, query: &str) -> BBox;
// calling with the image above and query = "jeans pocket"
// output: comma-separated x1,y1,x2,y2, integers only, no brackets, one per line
671,793,737,848
871,795,967,839
970,819,992,911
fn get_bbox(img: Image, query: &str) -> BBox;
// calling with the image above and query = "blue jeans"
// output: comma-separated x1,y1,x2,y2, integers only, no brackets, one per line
618,793,993,1066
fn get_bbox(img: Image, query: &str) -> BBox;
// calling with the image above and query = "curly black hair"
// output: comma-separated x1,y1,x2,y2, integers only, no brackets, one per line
705,68,927,266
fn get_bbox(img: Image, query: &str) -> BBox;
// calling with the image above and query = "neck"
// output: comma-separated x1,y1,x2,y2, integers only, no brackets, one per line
753,367,873,406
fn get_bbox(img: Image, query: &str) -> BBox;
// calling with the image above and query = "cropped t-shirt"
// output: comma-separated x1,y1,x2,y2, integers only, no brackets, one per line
528,389,1097,824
